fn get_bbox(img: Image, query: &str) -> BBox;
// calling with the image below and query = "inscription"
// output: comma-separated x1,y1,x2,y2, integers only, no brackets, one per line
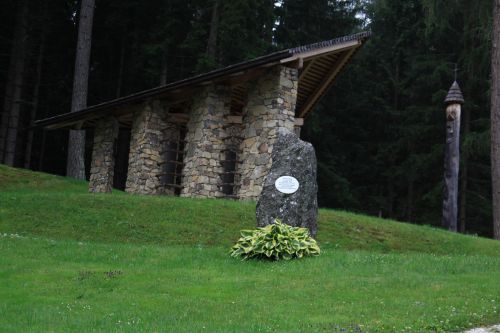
275,176,299,194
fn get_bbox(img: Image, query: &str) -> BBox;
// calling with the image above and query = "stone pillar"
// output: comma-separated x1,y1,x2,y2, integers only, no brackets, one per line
89,117,119,193
180,85,231,198
237,66,298,200
125,101,166,194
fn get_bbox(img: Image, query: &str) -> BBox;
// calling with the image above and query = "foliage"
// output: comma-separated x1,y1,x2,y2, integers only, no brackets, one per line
274,0,364,48
230,219,320,260
302,0,494,236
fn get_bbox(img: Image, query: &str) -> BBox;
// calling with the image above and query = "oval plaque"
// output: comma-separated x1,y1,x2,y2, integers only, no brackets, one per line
275,176,299,194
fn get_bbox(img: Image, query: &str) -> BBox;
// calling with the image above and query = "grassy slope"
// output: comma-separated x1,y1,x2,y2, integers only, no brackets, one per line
1,165,499,333
1,164,499,256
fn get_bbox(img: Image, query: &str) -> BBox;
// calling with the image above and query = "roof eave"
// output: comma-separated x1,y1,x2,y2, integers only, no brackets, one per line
35,50,292,129
280,39,360,64
35,31,371,130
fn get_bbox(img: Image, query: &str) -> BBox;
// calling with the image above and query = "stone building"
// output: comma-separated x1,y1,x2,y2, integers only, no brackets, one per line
36,32,370,200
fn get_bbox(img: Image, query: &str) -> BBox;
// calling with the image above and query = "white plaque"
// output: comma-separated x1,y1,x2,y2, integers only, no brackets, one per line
275,176,299,194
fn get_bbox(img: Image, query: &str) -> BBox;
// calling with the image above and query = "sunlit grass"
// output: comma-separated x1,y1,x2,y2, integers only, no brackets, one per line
0,235,499,332
0,164,499,332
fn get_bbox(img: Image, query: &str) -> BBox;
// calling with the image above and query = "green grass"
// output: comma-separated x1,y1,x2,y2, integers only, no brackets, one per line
0,164,499,332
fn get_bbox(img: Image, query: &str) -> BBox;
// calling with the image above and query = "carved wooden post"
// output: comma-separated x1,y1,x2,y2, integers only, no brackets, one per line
442,80,464,232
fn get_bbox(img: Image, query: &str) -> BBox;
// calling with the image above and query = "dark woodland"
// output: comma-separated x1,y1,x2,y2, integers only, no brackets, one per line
0,0,497,237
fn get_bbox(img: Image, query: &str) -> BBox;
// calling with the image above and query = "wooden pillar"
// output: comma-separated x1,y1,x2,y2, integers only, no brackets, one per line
442,81,464,232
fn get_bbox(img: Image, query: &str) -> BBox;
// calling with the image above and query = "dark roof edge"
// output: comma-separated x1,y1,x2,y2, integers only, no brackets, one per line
35,50,291,128
289,31,372,54
35,31,371,129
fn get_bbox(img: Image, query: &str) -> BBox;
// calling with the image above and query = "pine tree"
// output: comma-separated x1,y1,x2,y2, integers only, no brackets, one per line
66,0,95,179
1,0,29,166
491,0,500,240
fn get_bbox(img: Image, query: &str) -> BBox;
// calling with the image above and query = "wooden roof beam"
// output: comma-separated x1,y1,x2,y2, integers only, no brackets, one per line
166,113,190,124
299,59,317,80
297,47,357,118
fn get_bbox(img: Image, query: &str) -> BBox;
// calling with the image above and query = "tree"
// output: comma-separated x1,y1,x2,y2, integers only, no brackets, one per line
421,0,492,235
0,0,28,166
491,0,500,240
206,0,220,62
274,0,362,47
217,0,275,64
24,25,46,169
295,0,495,237
66,0,95,179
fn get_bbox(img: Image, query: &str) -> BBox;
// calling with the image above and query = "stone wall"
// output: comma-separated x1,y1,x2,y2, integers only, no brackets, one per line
180,85,232,198
125,101,166,194
102,64,299,199
89,117,119,193
237,65,298,200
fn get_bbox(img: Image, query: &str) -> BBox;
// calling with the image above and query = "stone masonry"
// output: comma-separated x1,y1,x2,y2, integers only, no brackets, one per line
89,65,299,199
125,101,166,194
89,116,119,193
180,85,232,198
237,65,298,200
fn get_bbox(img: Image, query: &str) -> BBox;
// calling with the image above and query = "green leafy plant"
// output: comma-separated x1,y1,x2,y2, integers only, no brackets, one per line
230,219,320,260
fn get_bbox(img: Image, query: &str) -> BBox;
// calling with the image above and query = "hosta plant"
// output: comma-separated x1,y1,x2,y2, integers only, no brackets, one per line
230,219,320,260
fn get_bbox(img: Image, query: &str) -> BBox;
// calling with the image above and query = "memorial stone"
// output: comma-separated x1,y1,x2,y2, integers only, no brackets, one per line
256,128,318,237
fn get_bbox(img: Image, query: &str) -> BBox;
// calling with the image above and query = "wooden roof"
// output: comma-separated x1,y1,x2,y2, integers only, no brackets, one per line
36,31,370,130
444,81,464,105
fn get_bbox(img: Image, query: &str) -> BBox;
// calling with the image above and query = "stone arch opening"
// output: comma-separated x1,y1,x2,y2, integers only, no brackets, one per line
112,127,131,191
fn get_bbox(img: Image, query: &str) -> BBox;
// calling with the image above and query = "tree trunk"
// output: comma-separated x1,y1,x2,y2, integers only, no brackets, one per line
387,179,394,219
38,130,47,171
206,0,220,60
0,0,28,165
160,49,168,86
407,178,414,222
115,33,125,98
66,0,95,179
264,0,275,44
491,0,500,240
406,141,415,222
24,28,46,169
0,2,24,162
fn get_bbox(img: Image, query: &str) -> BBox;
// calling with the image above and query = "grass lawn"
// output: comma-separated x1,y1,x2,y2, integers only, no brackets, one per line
1,165,499,332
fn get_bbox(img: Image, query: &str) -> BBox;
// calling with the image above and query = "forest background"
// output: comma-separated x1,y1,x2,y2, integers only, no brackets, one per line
0,0,494,236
